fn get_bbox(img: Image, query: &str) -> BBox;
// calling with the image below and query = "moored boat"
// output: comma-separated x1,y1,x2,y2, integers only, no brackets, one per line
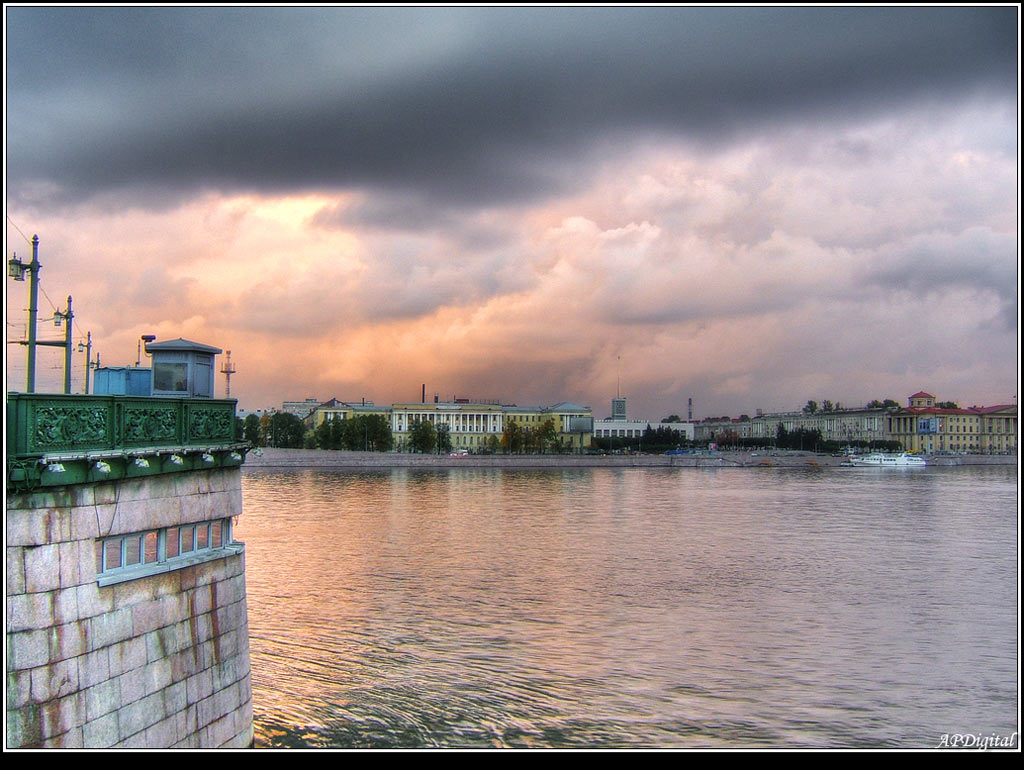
846,452,927,467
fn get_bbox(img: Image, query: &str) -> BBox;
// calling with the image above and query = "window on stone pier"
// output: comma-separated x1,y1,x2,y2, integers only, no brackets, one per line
96,518,234,583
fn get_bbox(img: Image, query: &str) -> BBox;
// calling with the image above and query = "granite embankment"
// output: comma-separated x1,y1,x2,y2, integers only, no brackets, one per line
243,448,1016,470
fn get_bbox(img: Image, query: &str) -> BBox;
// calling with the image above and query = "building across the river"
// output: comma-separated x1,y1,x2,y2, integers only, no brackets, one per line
280,398,324,419
305,397,593,452
593,396,696,443
887,391,1017,454
693,391,1016,454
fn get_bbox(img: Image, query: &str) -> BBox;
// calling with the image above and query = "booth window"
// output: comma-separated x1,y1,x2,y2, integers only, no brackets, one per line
153,362,188,392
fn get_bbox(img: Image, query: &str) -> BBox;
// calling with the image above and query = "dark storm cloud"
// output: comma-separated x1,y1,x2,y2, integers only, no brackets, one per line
6,6,1016,207
313,195,466,234
859,228,1018,333
311,194,520,256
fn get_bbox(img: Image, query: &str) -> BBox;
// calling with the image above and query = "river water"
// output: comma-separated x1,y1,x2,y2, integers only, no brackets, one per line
235,465,1018,749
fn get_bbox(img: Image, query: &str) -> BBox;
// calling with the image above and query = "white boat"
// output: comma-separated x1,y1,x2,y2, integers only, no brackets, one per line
846,452,927,467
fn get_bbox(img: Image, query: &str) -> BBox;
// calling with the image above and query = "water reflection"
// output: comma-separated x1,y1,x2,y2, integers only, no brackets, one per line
236,466,1018,748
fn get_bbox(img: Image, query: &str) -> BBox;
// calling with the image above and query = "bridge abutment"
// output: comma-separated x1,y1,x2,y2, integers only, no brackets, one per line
6,394,252,748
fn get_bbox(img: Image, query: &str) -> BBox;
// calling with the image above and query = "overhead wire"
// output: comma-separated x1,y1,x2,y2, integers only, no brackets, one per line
7,215,101,355
7,217,101,393
5,215,34,247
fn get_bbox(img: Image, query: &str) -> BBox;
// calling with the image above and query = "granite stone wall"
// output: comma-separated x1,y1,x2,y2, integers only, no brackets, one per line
6,468,252,748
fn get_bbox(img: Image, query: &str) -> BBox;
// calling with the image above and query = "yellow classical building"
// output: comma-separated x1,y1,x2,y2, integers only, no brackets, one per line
305,398,390,427
306,398,593,452
391,401,506,452
887,391,1017,454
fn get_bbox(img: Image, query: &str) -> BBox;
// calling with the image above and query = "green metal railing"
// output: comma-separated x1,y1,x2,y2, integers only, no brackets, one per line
6,393,249,491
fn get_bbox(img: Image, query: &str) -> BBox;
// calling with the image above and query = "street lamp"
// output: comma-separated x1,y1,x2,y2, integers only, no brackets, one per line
8,255,28,280
6,235,41,392
48,296,74,394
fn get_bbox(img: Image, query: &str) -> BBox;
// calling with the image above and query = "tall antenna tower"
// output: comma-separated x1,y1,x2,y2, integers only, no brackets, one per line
221,350,237,398
611,355,627,421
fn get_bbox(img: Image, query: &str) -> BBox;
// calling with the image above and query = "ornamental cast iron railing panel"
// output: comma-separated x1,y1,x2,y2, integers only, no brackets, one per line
7,394,238,458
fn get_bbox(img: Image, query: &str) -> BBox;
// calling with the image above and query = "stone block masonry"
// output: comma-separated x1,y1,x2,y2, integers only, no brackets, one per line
6,468,252,748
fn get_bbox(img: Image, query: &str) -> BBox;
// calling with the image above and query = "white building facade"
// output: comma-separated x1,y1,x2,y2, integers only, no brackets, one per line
593,419,695,442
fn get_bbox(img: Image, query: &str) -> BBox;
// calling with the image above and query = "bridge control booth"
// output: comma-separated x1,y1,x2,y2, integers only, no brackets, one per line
91,337,224,399
147,337,222,398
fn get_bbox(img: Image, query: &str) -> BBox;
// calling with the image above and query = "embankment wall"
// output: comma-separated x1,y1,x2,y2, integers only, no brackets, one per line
243,447,1016,470
6,468,252,748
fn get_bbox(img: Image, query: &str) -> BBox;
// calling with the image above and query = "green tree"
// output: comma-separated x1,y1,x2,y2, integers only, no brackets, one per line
536,419,559,454
314,417,340,449
329,417,345,449
408,419,437,454
267,412,306,448
821,400,835,413
314,418,330,449
501,420,524,454
661,414,682,423
362,414,393,452
775,425,821,451
339,415,395,450
867,399,900,409
243,413,263,446
436,423,452,454
802,400,819,415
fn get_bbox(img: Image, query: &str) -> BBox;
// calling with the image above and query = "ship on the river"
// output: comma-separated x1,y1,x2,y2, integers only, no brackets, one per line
844,452,927,467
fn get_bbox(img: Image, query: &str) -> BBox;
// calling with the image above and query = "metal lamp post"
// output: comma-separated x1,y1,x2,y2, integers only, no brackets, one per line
50,296,74,394
78,331,99,394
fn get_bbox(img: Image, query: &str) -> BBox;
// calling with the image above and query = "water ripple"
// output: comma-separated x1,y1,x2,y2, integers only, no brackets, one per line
238,466,1018,748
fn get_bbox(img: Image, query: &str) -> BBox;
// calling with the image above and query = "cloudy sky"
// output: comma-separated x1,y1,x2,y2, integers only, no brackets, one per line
5,6,1019,418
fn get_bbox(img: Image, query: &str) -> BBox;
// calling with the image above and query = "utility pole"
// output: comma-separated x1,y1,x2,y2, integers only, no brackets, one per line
8,238,76,394
25,294,73,394
27,237,40,392
48,296,74,394
78,331,96,394
61,296,73,394
7,235,42,391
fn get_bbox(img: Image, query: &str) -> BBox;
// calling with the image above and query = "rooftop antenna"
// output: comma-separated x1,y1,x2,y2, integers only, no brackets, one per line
617,355,621,398
221,350,236,398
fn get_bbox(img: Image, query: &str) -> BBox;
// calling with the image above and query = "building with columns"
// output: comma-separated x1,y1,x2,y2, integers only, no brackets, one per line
305,398,593,452
692,391,1016,454
887,391,1017,454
